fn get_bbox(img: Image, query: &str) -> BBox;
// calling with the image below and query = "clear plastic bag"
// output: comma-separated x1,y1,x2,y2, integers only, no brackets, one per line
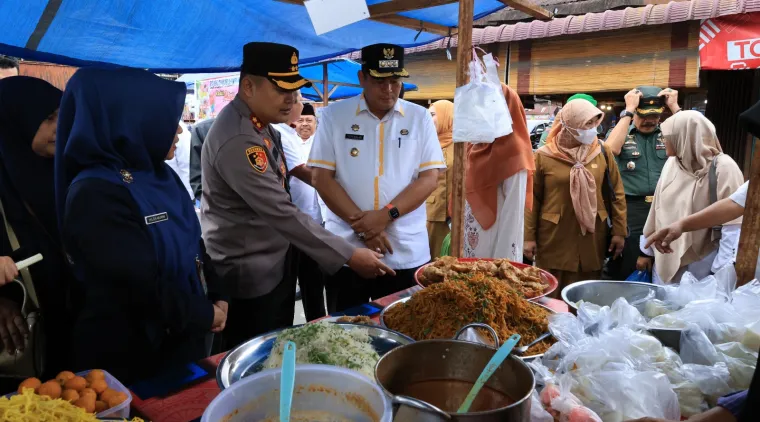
664,272,720,307
481,53,512,137
681,362,732,398
452,53,511,144
530,390,554,422
679,325,723,366
672,380,708,417
716,342,758,390
549,377,603,422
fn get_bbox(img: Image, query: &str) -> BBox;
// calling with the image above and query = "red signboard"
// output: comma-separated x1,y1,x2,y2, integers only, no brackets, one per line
700,12,760,70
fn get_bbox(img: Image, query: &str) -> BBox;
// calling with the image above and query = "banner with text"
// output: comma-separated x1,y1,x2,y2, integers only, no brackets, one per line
700,12,760,70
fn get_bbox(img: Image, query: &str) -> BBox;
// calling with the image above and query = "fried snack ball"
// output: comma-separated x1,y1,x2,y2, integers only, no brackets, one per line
85,369,105,383
64,376,87,392
73,396,96,413
99,388,118,402
106,391,128,408
89,379,108,394
17,377,41,394
95,400,108,413
61,389,80,402
37,380,62,399
80,387,97,401
56,371,76,385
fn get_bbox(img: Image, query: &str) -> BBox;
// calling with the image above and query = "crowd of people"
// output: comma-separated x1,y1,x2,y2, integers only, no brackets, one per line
0,37,758,420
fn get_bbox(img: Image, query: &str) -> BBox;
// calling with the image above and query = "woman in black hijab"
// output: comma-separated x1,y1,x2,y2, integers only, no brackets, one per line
0,76,75,381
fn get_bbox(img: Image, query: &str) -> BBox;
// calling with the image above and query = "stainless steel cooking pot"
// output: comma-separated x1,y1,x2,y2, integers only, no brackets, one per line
375,336,535,421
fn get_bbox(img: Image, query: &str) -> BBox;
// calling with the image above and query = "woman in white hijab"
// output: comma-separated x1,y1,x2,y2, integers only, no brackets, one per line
639,111,744,284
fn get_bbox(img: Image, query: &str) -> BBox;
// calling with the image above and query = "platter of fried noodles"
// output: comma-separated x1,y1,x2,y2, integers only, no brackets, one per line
0,389,144,422
416,257,558,300
382,271,556,359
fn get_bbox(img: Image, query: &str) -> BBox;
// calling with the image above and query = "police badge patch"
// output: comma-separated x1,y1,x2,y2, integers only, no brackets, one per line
246,146,268,173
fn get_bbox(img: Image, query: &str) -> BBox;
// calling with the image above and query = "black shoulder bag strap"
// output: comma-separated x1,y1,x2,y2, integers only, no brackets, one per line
599,140,615,230
709,155,722,241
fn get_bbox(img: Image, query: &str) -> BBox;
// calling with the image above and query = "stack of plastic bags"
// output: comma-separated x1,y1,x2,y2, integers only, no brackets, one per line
531,269,760,421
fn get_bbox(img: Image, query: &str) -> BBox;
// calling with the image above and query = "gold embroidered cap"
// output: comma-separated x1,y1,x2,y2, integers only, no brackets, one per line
361,43,409,78
635,86,665,116
242,42,312,91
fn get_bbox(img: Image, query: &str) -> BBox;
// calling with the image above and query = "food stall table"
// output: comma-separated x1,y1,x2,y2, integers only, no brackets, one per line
129,286,567,422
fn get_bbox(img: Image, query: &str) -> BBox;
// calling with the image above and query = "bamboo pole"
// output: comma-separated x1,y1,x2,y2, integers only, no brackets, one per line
736,139,760,286
450,0,474,257
322,62,329,106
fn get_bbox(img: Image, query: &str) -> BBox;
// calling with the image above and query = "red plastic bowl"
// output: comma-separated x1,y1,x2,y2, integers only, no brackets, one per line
414,257,559,301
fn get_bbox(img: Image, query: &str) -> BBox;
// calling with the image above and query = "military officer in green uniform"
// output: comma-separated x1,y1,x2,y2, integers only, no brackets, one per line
537,93,598,148
605,85,681,280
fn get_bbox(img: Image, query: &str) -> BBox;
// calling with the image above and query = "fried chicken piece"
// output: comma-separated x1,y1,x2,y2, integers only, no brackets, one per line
498,261,522,280
432,256,458,268
475,260,499,275
337,315,374,325
422,265,447,284
451,262,476,273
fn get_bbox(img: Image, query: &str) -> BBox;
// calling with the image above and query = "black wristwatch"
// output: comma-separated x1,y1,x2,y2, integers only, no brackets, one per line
385,204,400,221
620,110,634,120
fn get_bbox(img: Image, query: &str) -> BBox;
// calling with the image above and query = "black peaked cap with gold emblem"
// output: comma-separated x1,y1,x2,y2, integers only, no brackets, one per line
635,85,665,116
242,42,312,92
361,43,409,78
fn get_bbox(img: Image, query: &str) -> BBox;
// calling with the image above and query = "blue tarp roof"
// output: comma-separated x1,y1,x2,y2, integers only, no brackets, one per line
0,1,506,72
298,59,417,102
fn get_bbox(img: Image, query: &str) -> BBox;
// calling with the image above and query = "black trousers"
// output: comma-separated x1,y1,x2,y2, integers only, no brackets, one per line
607,196,652,281
325,266,419,314
295,248,327,322
221,249,297,351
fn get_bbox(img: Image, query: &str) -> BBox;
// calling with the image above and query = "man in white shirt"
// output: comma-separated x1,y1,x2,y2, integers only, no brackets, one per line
165,121,193,199
310,43,446,312
296,104,317,142
275,96,327,321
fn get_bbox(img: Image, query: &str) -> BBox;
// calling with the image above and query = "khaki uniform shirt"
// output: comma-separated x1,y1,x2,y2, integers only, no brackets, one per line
426,144,454,222
614,125,668,197
525,147,628,272
201,96,354,299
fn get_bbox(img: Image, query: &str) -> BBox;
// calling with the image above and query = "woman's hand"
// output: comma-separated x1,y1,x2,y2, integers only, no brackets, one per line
645,223,683,254
523,241,537,261
0,297,27,354
211,301,228,333
0,257,18,286
609,235,625,259
636,256,653,272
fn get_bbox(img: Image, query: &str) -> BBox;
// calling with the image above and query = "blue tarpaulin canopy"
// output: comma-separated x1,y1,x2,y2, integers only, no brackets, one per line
0,0,509,72
299,59,417,102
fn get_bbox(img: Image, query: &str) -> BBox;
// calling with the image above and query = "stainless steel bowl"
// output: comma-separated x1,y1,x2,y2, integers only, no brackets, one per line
379,297,555,360
216,322,414,389
561,280,666,311
561,280,682,351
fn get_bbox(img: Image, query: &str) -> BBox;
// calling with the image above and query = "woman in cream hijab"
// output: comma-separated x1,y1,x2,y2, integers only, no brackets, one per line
640,111,744,284
426,100,454,258
526,99,627,292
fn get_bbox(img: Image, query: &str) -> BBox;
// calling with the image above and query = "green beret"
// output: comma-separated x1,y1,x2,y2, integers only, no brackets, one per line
567,93,597,106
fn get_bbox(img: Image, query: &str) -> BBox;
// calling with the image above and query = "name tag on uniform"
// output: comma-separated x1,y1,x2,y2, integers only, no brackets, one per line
656,144,666,150
145,212,169,225
345,134,364,140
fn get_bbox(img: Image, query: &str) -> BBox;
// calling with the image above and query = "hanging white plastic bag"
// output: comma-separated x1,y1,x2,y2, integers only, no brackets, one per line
482,53,512,137
453,52,511,143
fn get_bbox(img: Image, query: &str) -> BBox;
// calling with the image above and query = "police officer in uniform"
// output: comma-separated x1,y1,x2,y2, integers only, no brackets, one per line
201,42,394,349
605,86,681,280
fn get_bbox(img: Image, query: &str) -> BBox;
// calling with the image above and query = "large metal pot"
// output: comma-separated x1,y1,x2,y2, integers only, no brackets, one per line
375,339,535,421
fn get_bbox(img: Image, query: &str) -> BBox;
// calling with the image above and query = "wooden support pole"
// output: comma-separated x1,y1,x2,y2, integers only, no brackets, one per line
736,138,760,286
450,0,474,258
322,62,329,106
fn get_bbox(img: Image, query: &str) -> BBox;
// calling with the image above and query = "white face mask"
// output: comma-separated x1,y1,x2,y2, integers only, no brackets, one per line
561,119,598,145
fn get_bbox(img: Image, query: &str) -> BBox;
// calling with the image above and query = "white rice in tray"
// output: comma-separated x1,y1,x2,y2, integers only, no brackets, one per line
263,321,380,378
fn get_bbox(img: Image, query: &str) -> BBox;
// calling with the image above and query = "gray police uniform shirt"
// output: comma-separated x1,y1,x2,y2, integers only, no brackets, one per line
201,96,354,299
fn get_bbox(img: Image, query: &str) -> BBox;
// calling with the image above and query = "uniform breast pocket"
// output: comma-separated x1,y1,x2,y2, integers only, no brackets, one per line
655,146,667,160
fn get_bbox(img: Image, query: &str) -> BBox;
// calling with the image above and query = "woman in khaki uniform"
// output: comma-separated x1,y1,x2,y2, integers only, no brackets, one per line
426,100,454,258
524,99,627,293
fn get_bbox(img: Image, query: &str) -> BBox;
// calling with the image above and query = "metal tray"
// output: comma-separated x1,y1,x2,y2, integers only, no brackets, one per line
379,297,556,360
561,280,682,351
216,322,414,390
414,258,559,301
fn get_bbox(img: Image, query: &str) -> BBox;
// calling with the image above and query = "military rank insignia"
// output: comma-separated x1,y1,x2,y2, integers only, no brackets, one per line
247,146,268,173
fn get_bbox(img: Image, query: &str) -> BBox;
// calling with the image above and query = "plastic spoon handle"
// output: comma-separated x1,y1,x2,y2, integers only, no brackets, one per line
457,333,521,414
280,341,297,422
15,254,43,271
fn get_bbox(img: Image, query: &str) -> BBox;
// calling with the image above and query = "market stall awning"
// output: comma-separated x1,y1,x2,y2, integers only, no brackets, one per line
0,0,540,73
298,59,417,102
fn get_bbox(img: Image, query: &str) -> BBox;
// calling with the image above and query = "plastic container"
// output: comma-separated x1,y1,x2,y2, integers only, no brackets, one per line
78,369,132,419
202,364,392,422
4,369,131,419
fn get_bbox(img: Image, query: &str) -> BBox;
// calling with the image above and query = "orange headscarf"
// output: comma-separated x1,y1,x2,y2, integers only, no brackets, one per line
465,84,535,230
431,100,453,149
536,99,604,235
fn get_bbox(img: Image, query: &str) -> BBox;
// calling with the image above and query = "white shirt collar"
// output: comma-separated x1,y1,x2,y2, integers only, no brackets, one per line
355,95,405,119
